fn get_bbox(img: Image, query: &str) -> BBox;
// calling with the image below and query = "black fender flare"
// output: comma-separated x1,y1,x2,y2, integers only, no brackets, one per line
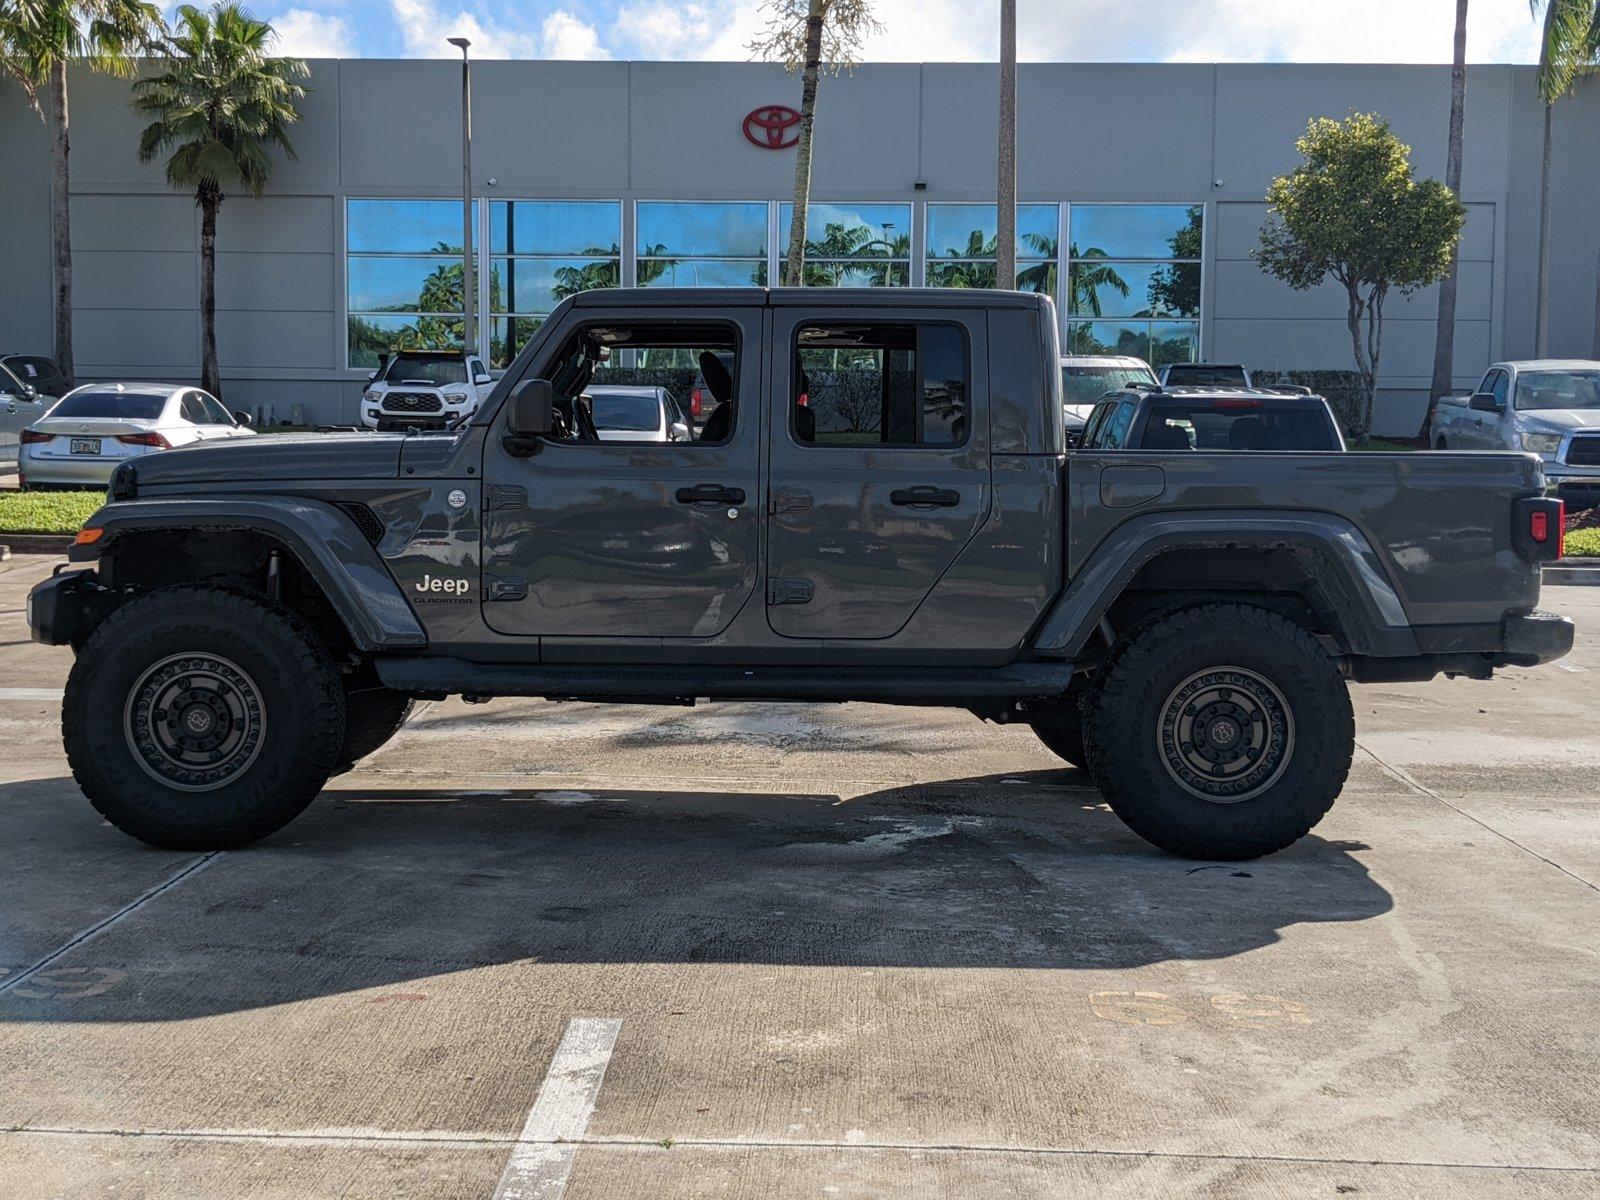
1031,511,1417,659
72,496,428,652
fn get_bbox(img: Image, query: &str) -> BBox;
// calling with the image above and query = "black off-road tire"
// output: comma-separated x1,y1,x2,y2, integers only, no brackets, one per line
1084,603,1353,861
63,586,346,850
333,683,415,775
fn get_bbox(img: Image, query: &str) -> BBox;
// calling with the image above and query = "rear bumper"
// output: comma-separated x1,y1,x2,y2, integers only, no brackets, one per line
17,447,127,485
1498,608,1575,667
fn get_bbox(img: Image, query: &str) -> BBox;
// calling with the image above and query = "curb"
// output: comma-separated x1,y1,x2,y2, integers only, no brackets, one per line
1544,559,1600,587
0,534,74,557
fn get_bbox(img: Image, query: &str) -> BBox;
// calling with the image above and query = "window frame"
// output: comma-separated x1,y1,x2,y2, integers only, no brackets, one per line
634,199,771,291
788,319,973,451
1063,202,1204,368
489,198,624,370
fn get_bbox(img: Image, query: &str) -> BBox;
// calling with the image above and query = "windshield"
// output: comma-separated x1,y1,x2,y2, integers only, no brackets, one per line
1062,364,1156,405
1142,401,1340,451
1164,364,1248,386
590,392,660,432
1515,370,1600,412
49,390,168,420
383,354,466,386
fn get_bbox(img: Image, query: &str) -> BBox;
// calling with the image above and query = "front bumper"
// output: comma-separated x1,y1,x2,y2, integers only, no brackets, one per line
26,567,108,646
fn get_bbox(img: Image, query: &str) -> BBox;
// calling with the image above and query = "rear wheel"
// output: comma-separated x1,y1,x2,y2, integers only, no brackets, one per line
1084,603,1353,860
64,586,346,850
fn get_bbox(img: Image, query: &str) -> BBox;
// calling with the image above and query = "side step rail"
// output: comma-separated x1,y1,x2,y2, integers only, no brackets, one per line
373,658,1076,707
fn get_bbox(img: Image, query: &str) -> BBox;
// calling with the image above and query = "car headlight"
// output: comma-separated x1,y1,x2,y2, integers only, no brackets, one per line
442,390,469,404
363,389,379,402
1520,431,1562,455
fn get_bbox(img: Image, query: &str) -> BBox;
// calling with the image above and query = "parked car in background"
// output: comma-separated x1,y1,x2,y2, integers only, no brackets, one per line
362,349,493,432
1060,354,1157,445
1431,360,1600,509
1,359,56,469
1079,386,1345,452
18,383,254,488
585,384,692,442
2,353,67,403
1159,362,1253,388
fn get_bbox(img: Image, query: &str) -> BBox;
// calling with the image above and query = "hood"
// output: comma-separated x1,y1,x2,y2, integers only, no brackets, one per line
126,431,407,488
1518,409,1600,433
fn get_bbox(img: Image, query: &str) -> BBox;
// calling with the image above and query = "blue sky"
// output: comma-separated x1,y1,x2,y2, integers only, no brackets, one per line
242,0,1547,65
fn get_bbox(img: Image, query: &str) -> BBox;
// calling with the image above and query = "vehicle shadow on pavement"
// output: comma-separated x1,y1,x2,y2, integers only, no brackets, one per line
0,771,1391,1023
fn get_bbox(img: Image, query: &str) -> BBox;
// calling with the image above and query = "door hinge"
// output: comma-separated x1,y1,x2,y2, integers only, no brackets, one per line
486,484,527,511
766,577,814,606
485,574,528,602
767,489,812,516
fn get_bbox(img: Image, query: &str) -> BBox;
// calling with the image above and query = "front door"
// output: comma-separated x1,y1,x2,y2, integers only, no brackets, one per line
765,307,991,641
480,307,764,640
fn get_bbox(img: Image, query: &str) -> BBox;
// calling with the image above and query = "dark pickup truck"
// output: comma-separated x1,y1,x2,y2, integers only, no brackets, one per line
29,289,1573,860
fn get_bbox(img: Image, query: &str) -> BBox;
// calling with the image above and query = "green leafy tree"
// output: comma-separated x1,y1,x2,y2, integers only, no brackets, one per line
1,0,164,388
131,2,306,397
1146,205,1202,316
1529,1,1600,354
1254,113,1464,444
1067,243,1128,316
751,0,880,287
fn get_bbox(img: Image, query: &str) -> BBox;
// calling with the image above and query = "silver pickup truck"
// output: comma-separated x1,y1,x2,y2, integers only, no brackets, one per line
1432,360,1600,508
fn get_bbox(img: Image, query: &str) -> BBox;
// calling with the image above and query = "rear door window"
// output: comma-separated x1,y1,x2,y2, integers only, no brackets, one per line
793,322,969,447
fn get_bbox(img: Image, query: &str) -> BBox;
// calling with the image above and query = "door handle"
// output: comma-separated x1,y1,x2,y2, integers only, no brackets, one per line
890,486,960,508
675,483,745,506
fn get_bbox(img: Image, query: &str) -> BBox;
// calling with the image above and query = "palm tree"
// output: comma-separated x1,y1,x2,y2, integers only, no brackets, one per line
1,0,163,389
130,3,305,397
1531,0,1600,355
1066,243,1129,317
1423,0,1471,439
751,0,880,286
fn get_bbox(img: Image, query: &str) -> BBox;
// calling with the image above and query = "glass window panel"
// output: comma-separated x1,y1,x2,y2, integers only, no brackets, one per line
348,314,464,368
490,315,545,371
490,200,621,256
927,260,997,290
637,258,767,288
1069,204,1202,260
348,256,467,313
801,261,909,287
1014,261,1057,295
1068,260,1201,319
1067,320,1151,361
1149,321,1201,368
778,202,912,260
636,201,768,258
795,322,968,447
347,199,473,255
493,257,620,313
926,203,1057,259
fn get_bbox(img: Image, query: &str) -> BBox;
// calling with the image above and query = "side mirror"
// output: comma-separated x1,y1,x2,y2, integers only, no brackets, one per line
233,411,252,425
20,384,37,402
367,370,378,382
475,373,492,386
504,379,556,453
1469,392,1503,413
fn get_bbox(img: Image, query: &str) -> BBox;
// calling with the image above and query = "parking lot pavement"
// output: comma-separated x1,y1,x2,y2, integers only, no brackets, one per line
1,552,1597,1199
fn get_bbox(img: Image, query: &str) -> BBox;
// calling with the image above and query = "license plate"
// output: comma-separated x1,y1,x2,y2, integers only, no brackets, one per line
70,438,101,455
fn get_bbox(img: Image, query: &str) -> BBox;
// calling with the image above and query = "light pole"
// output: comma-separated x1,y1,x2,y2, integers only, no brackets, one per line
996,0,1017,292
447,36,475,355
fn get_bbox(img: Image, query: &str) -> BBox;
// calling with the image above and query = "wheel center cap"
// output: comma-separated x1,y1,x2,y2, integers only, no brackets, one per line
182,705,215,735
1209,719,1239,747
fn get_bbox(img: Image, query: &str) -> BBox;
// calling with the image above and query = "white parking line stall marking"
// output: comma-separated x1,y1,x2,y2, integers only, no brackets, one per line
0,687,65,701
493,1017,623,1200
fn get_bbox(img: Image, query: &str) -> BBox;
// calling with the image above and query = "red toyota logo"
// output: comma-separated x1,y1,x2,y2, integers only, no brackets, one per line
743,105,802,150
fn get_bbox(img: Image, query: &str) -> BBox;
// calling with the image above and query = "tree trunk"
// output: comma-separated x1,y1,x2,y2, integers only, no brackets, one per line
1344,282,1375,445
199,191,221,397
1593,222,1600,358
783,0,825,288
995,0,1017,291
1422,0,1468,440
48,60,75,390
1536,101,1554,356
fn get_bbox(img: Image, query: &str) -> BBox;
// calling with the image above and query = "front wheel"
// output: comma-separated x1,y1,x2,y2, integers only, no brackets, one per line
1084,603,1353,860
63,586,346,850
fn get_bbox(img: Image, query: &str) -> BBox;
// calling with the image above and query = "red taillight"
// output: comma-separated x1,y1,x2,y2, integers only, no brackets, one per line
1530,511,1550,543
116,432,171,449
1539,500,1567,559
19,429,54,444
1212,398,1263,410
690,387,704,417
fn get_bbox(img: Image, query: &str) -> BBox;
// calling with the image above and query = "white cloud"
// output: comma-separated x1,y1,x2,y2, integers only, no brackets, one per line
541,10,611,59
613,1,762,61
387,0,540,58
271,8,355,59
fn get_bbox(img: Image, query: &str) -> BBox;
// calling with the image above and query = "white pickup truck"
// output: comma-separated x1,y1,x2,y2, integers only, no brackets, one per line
361,349,494,432
1432,359,1600,508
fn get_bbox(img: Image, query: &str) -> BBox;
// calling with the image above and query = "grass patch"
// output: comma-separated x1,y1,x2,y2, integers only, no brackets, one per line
1566,527,1600,558
0,489,103,535
1351,436,1420,453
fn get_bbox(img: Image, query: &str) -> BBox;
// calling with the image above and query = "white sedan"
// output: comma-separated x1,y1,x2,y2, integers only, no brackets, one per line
19,383,255,488
585,385,693,442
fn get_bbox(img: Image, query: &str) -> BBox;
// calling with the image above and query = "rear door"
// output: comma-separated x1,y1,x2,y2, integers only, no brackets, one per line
0,366,21,467
765,306,990,642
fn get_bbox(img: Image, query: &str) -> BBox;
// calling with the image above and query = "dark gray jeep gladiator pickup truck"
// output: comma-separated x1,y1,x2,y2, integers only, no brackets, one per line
29,289,1574,859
